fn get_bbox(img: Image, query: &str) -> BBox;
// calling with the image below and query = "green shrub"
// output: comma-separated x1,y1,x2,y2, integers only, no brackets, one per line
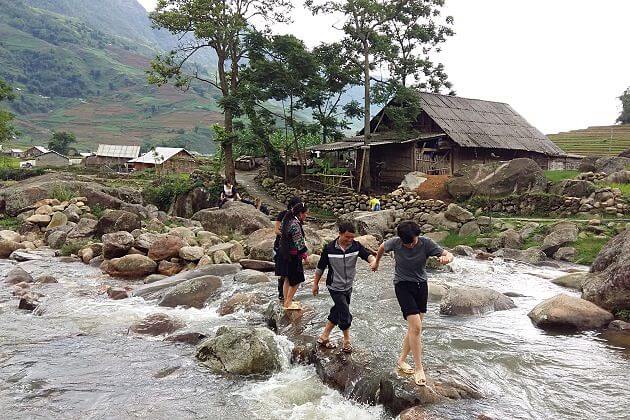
142,173,194,211
60,240,89,256
614,309,630,322
544,170,579,183
91,203,105,219
605,183,630,198
572,235,610,265
51,183,76,202
0,166,46,181
0,216,20,230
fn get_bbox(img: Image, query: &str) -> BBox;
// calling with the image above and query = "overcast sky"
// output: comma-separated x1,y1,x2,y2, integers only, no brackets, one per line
138,0,629,134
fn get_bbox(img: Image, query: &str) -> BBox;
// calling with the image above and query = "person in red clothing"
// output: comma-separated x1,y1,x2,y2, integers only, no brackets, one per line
277,202,309,311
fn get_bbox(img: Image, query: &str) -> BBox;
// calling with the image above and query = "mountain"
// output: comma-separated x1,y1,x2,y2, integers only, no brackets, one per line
0,0,220,154
548,124,630,157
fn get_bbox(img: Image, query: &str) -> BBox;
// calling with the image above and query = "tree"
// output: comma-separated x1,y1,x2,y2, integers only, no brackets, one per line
308,0,454,191
618,87,630,125
0,79,18,143
48,131,76,155
147,0,292,183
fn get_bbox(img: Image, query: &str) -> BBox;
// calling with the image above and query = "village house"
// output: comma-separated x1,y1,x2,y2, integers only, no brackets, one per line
3,148,25,158
128,147,198,173
84,144,141,169
24,146,50,158
35,150,70,167
308,92,576,187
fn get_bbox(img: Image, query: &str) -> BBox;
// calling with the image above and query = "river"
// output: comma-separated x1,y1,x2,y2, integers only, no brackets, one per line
0,255,628,419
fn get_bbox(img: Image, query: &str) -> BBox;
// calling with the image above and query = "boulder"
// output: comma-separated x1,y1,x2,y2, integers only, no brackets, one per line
444,203,474,223
239,259,275,272
158,260,183,276
18,295,39,311
135,232,158,252
179,246,205,261
0,230,21,242
0,240,25,258
553,247,576,262
196,231,222,246
192,201,273,235
158,275,222,309
34,204,53,215
195,326,282,375
355,235,379,254
227,241,245,262
101,254,157,278
218,292,264,316
144,274,167,284
36,275,58,284
439,286,516,315
551,272,588,290
234,269,269,284
46,231,67,249
492,247,546,264
95,210,141,235
498,229,522,249
459,221,480,237
130,313,185,336
303,254,320,270
549,179,596,197
148,235,185,261
399,172,427,191
212,250,231,264
66,218,98,239
102,231,135,259
424,231,448,244
428,282,449,300
445,177,475,200
169,186,213,218
338,209,400,240
594,156,630,174
169,226,197,245
47,212,68,229
540,227,578,256
424,213,459,232
581,228,630,312
244,228,276,261
63,204,81,223
5,266,34,284
107,287,129,300
26,214,51,226
528,294,613,330
164,332,208,345
605,170,630,184
451,245,475,257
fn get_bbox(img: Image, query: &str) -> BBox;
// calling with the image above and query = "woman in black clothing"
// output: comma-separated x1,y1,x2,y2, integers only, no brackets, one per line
273,196,302,301
278,202,309,310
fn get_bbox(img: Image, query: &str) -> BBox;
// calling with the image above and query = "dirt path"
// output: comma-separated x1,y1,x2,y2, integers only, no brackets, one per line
235,169,285,212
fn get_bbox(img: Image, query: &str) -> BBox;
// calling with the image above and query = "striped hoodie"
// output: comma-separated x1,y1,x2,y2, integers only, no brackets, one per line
316,239,372,291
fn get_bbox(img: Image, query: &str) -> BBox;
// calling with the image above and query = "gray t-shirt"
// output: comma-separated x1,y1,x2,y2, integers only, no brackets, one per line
383,236,444,284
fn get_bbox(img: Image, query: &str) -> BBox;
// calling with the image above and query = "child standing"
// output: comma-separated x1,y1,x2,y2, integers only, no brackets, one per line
312,222,375,353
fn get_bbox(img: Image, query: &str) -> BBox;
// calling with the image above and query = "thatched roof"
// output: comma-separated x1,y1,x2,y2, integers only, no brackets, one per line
416,92,564,156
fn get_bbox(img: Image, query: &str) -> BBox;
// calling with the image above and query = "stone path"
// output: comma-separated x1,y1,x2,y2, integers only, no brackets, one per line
235,169,285,212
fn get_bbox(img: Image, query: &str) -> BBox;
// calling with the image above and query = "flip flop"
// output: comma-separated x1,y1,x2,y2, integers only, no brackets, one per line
283,302,302,311
397,361,414,375
341,342,353,354
317,338,337,349
414,369,427,387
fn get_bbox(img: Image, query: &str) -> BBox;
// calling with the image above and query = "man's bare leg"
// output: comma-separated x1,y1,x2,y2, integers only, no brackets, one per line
319,321,335,341
407,314,425,385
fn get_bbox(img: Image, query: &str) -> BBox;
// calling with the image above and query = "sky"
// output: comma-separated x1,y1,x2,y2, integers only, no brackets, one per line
137,0,629,134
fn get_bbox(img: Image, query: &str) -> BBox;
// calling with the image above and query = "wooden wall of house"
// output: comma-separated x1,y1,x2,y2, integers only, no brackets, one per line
370,142,415,184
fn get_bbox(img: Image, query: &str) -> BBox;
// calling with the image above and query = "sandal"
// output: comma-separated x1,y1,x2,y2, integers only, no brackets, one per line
283,302,302,311
414,369,427,387
341,342,353,354
317,338,337,349
396,361,414,375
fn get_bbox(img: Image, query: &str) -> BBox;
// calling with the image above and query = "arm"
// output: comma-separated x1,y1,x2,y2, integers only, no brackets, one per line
358,243,376,265
371,243,386,271
274,220,281,236
312,246,329,296
439,249,454,265
289,223,307,256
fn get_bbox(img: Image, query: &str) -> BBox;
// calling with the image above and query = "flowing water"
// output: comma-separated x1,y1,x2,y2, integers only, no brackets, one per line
0,255,628,420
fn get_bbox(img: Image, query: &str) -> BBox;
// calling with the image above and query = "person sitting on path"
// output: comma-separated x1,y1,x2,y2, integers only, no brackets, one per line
219,180,241,206
273,196,302,302
278,202,309,311
312,221,375,353
371,220,454,386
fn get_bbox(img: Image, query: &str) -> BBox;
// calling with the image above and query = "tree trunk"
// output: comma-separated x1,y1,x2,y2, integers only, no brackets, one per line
223,108,236,183
360,42,372,191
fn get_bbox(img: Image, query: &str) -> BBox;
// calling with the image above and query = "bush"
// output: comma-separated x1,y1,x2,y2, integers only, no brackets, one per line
51,183,76,202
0,166,46,181
91,203,105,219
0,216,20,230
60,240,89,256
544,170,579,183
614,309,630,322
142,174,194,211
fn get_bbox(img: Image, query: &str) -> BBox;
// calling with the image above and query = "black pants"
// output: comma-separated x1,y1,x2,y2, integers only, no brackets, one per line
277,277,284,300
328,288,353,331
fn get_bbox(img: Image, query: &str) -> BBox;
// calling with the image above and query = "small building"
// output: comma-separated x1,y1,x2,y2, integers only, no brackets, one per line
85,144,141,169
35,150,70,167
4,148,25,158
128,147,198,173
24,146,50,158
309,91,568,186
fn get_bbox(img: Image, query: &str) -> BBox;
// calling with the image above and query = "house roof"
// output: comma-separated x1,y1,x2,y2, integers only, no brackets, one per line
37,150,69,160
95,144,141,159
307,133,444,152
128,147,193,164
415,92,565,156
27,146,49,153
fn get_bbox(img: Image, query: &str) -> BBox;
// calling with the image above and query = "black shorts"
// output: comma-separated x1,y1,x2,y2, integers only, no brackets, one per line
394,281,428,319
328,288,353,331
286,255,305,286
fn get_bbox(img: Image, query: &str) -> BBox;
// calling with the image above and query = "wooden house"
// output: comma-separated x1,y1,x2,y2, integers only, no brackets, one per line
309,92,571,186
85,144,141,169
128,147,198,173
35,150,70,167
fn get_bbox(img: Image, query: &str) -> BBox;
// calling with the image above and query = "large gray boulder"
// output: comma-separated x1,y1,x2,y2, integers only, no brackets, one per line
0,240,25,258
195,326,282,375
130,313,184,336
66,218,98,239
96,210,141,235
148,234,185,261
5,266,34,284
439,286,516,315
581,228,630,312
338,209,400,240
101,254,157,278
245,228,276,261
540,225,579,257
594,156,630,175
234,269,269,284
158,275,222,309
551,272,589,290
192,201,272,235
528,294,613,330
605,170,630,184
444,203,474,223
447,158,546,199
102,231,135,259
549,179,596,197
493,247,547,264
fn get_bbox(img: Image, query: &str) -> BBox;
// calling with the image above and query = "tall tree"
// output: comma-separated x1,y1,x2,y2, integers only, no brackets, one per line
47,131,76,155
617,87,630,125
0,79,18,143
147,0,292,183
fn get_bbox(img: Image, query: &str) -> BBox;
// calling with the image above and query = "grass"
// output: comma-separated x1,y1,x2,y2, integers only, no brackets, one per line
51,183,76,202
0,217,20,230
605,182,630,198
60,240,89,256
544,170,579,184
440,232,480,248
0,156,20,169
572,235,610,265
91,204,105,219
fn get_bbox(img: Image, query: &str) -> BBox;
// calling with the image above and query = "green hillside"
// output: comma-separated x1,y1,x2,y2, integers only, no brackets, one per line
0,0,220,154
548,124,630,157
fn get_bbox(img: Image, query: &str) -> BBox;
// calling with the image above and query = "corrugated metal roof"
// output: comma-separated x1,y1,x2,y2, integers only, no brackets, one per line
96,144,141,159
129,147,192,164
416,92,565,156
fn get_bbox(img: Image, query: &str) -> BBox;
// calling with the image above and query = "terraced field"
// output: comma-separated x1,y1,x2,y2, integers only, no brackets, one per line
549,124,630,156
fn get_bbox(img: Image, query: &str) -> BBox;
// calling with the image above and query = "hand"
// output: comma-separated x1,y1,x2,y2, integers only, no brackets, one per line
301,253,309,261
370,260,379,271
439,253,453,265
312,283,319,296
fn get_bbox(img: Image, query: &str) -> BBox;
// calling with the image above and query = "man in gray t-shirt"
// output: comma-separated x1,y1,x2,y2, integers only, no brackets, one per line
372,220,453,387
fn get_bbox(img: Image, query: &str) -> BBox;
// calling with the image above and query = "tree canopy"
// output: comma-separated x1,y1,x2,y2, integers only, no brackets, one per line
47,131,76,155
618,87,630,125
0,79,18,143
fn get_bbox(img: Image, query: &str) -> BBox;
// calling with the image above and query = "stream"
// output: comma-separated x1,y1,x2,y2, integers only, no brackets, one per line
0,255,628,419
